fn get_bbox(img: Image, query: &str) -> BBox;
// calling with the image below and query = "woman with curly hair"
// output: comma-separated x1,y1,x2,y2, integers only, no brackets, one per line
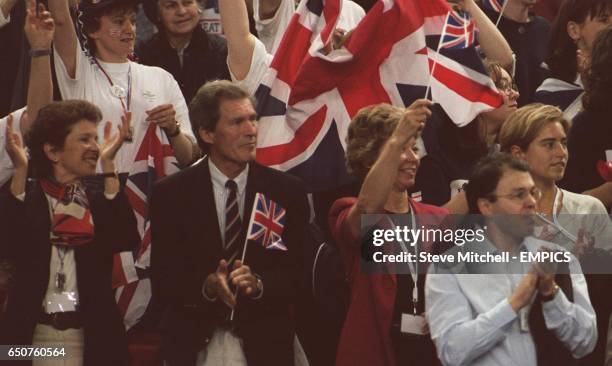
329,99,448,366
0,100,139,365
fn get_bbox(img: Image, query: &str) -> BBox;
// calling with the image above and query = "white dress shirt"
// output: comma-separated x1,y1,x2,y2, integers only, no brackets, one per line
208,160,248,243
426,236,597,366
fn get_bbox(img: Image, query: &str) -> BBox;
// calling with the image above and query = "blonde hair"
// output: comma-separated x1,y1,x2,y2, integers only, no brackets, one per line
345,104,404,180
499,103,570,153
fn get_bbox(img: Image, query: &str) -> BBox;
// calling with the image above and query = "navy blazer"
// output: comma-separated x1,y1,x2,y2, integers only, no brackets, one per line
0,181,140,365
150,158,310,366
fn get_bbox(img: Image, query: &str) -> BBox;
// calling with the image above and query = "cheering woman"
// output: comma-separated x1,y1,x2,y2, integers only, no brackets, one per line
0,101,139,365
48,0,197,174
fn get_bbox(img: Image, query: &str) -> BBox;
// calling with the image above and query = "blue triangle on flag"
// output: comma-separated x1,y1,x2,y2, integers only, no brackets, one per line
255,84,288,117
287,119,351,192
396,83,428,107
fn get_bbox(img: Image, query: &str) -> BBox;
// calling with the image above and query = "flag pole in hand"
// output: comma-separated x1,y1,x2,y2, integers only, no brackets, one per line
229,196,259,321
424,11,452,100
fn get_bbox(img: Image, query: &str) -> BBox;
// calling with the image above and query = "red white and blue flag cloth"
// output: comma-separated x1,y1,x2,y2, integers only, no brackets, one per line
439,10,476,50
483,0,506,13
246,193,287,250
253,0,503,192
112,123,179,329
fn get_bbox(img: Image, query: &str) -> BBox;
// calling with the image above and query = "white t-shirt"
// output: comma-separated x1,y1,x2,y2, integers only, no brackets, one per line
254,0,365,54
54,45,194,174
0,108,26,188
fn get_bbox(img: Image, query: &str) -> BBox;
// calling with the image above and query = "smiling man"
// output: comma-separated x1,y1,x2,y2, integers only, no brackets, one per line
150,80,310,365
425,153,597,366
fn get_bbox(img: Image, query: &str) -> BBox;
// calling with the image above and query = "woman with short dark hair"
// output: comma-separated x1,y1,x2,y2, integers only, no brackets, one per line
48,0,197,171
0,100,139,366
535,0,612,119
560,24,612,208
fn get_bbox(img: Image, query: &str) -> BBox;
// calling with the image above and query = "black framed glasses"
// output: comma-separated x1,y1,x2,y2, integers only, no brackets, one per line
488,187,542,202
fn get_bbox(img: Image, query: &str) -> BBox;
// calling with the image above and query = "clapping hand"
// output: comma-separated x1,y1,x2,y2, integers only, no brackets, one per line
204,260,237,308
100,112,131,170
24,0,55,50
4,114,27,170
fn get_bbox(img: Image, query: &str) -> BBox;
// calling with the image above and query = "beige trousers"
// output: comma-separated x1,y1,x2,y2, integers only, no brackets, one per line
31,323,84,366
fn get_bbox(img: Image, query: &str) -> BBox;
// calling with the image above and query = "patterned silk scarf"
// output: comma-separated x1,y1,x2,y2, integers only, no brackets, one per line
40,179,94,247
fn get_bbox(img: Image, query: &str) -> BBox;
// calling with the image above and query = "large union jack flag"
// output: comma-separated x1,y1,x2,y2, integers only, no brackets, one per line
112,123,179,329
440,10,476,50
253,0,502,192
483,0,506,13
246,193,287,250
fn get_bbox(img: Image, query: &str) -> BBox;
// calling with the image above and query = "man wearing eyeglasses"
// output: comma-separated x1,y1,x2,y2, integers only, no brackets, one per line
425,153,597,366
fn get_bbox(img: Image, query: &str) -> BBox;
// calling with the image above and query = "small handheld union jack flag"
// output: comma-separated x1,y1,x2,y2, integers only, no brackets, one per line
483,0,506,13
440,10,476,50
246,193,287,250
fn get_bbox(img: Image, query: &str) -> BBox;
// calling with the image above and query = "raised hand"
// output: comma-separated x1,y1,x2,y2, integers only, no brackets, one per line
24,0,55,50
4,114,27,169
99,111,131,169
394,99,433,142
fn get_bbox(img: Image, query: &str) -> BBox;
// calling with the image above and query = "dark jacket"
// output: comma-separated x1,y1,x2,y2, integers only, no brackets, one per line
138,27,230,104
560,107,612,194
0,181,140,365
150,158,310,366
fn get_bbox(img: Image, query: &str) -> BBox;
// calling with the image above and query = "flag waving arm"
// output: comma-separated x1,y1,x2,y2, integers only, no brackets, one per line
345,101,432,240
220,0,260,81
451,0,513,69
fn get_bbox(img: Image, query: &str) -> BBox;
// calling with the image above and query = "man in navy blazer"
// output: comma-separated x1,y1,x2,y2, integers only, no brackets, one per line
150,80,310,365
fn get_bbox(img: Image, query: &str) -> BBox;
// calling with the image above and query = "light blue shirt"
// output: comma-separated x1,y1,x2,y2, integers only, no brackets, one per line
425,236,597,366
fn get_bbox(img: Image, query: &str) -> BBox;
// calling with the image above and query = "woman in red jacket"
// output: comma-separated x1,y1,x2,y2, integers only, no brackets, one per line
329,99,448,366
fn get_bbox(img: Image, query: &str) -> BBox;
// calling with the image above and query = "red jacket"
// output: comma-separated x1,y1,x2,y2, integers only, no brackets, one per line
329,197,448,366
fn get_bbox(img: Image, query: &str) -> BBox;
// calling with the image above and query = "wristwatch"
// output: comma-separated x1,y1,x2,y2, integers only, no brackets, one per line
29,49,52,58
542,283,559,302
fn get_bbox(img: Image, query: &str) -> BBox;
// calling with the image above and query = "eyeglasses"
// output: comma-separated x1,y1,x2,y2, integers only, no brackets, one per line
488,187,541,202
496,80,518,95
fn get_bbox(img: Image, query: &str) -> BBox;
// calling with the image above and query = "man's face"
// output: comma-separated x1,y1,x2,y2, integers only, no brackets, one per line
200,98,258,175
479,168,538,240
158,0,201,37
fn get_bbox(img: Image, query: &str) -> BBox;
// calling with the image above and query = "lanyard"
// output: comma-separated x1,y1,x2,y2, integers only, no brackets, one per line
393,205,419,315
94,59,132,112
537,188,577,242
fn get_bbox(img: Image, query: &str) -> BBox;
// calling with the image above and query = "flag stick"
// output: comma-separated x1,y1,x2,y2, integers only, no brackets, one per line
425,11,452,100
229,194,259,321
495,1,509,27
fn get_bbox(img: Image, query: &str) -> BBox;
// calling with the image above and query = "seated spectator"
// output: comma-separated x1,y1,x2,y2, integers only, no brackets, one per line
500,102,612,366
535,0,612,120
329,100,448,366
482,0,551,105
140,0,230,104
559,24,612,208
426,153,597,366
0,100,139,365
416,61,519,206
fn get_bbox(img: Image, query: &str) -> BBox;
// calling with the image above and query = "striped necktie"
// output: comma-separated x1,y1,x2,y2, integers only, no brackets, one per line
224,180,242,260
